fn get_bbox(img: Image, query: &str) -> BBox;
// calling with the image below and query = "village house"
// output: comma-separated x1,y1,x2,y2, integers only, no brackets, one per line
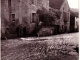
70,9,79,32
1,0,49,38
49,0,70,33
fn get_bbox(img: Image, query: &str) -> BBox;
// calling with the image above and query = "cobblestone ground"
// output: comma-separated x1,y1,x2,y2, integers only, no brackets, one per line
1,32,79,60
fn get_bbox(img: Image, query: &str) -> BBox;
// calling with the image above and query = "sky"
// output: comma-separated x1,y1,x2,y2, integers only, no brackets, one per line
67,0,79,9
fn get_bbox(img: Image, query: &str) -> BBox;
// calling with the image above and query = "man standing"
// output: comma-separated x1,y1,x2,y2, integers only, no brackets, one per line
23,26,27,37
16,24,23,38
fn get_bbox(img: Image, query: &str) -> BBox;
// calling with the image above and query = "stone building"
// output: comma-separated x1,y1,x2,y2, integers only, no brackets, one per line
70,9,79,32
49,0,70,33
1,0,49,37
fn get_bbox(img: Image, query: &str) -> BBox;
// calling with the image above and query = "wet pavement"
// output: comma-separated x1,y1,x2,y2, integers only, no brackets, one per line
1,32,79,60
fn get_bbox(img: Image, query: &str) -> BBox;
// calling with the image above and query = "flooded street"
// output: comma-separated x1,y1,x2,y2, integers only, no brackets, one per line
1,32,79,60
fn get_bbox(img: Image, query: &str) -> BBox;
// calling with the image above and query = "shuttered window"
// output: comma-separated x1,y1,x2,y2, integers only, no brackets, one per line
11,14,15,21
32,13,36,22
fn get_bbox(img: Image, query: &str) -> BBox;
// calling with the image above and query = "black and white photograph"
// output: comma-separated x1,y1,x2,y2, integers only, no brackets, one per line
1,0,79,60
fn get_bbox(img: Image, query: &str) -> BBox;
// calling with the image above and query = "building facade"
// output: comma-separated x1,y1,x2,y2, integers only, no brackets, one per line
49,0,70,33
70,9,79,32
1,0,49,36
70,10,75,32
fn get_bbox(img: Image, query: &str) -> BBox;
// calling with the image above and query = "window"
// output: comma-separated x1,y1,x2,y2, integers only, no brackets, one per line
11,14,15,26
11,14,15,21
32,13,36,22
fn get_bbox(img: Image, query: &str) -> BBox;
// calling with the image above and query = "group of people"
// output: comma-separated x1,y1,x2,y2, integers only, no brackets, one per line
16,21,43,38
16,25,27,38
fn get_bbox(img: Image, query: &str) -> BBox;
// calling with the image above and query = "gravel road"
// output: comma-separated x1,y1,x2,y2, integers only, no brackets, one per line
1,32,79,60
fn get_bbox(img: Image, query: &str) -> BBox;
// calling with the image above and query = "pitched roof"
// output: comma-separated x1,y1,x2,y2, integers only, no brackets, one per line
49,0,65,9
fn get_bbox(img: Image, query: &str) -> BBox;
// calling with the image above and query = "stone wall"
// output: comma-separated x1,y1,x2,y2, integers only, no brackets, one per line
60,0,70,32
1,0,49,36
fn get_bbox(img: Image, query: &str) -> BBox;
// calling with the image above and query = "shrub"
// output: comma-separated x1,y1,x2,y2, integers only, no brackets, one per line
37,7,61,25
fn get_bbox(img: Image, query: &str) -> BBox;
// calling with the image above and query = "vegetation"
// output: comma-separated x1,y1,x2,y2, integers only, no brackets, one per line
37,7,61,25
